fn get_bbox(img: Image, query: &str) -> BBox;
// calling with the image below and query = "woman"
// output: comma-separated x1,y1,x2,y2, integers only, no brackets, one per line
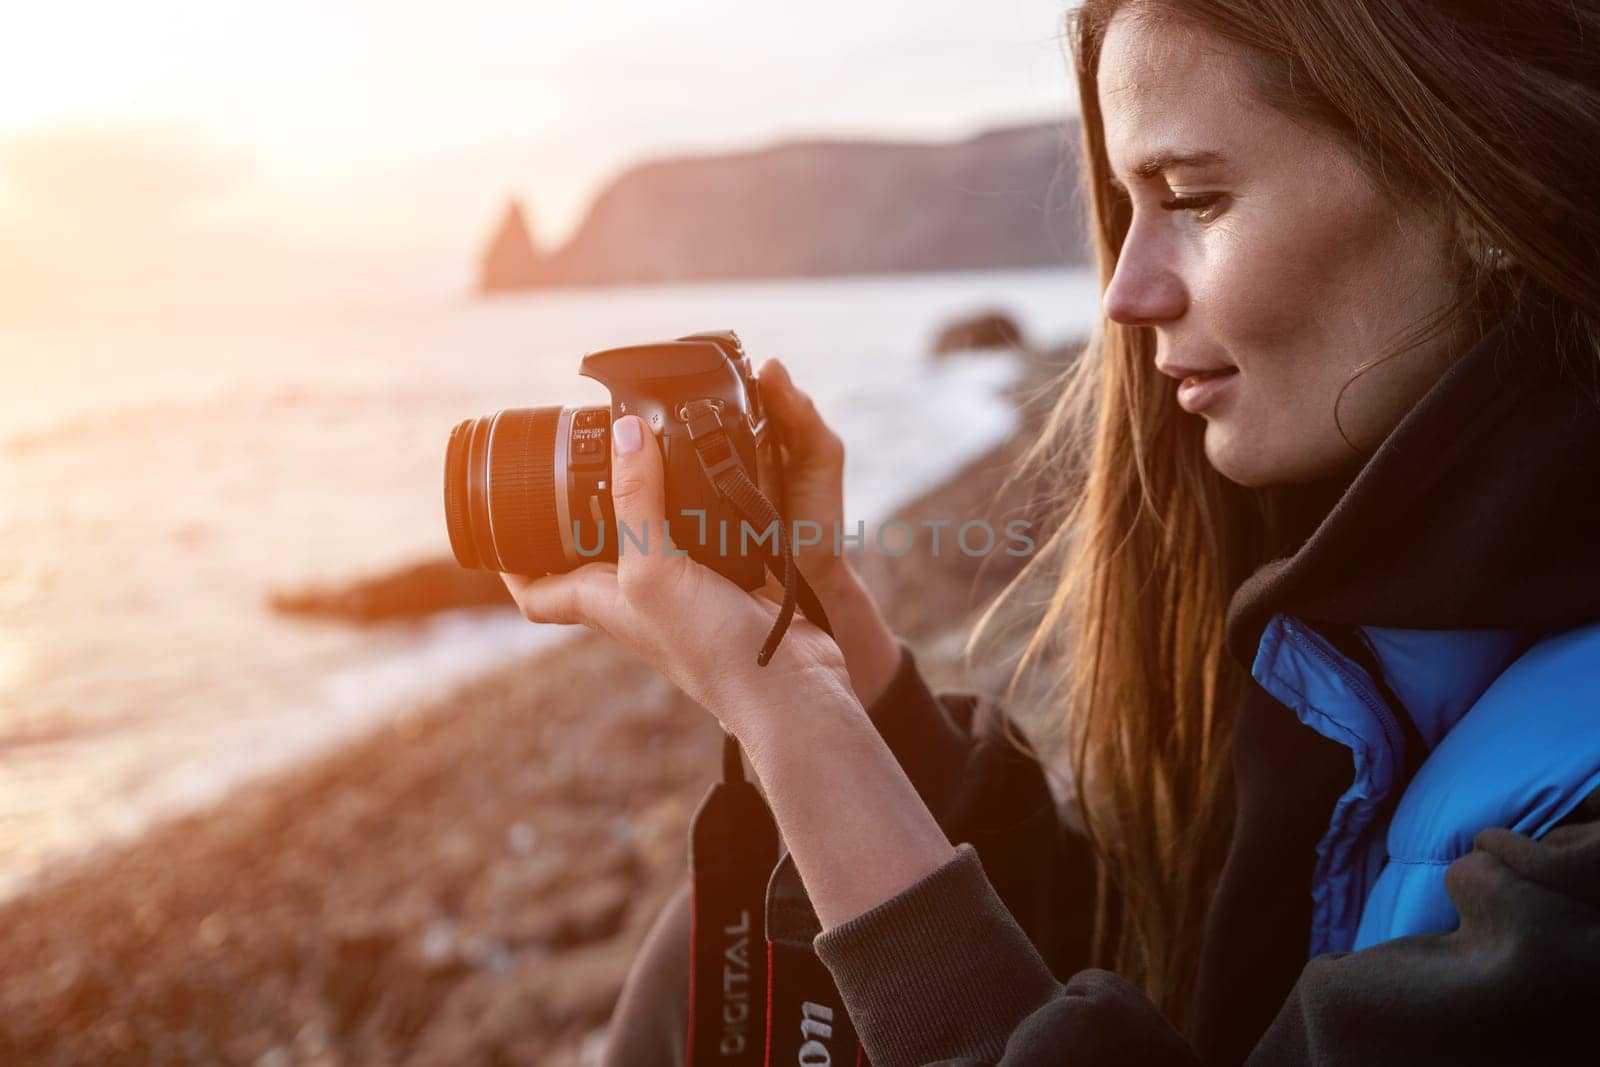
506,1,1600,1062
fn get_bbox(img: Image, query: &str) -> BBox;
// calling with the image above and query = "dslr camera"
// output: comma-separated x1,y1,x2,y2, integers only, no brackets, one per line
443,330,784,591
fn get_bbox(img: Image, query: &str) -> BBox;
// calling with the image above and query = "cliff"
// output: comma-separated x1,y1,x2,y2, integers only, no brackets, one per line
479,201,542,292
480,121,1088,292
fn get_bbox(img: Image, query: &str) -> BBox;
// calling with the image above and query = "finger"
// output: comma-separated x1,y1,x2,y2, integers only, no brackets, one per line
759,358,843,466
607,414,675,599
501,564,622,630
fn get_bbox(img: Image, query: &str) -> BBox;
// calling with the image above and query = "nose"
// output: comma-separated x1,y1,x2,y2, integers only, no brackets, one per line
1102,223,1187,327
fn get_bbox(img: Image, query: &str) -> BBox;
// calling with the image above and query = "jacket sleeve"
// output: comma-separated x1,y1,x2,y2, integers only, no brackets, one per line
812,798,1600,1067
862,643,1098,981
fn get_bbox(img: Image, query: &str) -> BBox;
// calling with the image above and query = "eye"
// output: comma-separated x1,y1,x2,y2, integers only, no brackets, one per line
1160,193,1225,223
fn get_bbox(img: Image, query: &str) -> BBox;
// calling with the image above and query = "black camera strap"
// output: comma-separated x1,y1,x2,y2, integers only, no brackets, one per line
686,738,779,1065
681,401,869,1066
764,852,865,1067
681,401,827,665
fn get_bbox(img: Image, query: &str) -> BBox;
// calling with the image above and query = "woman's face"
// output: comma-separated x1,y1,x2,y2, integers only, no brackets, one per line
1097,12,1468,487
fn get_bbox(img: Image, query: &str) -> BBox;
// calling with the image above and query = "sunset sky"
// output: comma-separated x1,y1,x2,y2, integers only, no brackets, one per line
0,1,1080,323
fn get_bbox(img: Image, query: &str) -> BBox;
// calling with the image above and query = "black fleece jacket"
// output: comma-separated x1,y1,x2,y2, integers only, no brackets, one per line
813,294,1600,1066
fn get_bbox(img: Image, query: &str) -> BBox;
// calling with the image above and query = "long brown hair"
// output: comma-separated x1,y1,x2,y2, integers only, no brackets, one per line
971,0,1600,1029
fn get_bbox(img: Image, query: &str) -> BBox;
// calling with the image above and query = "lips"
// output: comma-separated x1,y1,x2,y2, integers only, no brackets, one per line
1170,366,1239,414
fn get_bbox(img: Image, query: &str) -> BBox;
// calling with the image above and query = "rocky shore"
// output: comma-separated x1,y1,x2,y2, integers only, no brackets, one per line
0,344,1075,1065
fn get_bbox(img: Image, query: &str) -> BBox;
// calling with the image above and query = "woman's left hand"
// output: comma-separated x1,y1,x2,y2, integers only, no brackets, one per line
500,413,857,734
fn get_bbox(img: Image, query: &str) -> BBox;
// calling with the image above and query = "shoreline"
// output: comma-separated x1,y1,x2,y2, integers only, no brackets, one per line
0,343,1073,1065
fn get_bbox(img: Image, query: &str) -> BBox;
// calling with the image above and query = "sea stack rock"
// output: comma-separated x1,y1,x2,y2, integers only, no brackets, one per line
479,200,542,293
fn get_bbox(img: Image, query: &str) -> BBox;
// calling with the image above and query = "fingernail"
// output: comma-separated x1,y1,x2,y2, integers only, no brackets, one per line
613,415,643,455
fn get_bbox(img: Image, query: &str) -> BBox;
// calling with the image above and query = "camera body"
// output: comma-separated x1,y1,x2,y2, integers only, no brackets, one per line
444,330,781,591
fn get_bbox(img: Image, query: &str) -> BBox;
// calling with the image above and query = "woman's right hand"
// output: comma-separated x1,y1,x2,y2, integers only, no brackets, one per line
758,358,905,709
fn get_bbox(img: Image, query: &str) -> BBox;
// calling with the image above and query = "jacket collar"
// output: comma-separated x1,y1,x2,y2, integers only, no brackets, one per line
1226,292,1600,667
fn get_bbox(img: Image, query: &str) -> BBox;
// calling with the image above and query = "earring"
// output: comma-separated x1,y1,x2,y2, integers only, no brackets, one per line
1477,244,1510,269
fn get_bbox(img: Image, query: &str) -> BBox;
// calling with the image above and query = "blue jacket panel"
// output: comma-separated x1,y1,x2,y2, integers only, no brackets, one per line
1352,621,1600,950
1250,614,1600,956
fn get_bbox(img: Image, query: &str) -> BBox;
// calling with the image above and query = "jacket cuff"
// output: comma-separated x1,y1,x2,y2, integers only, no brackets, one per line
813,843,1061,1067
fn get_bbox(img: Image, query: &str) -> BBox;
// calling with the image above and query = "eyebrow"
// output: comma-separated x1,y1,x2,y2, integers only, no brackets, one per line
1107,149,1229,191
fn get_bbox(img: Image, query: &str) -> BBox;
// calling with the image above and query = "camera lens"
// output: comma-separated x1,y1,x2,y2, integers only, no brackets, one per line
443,407,567,575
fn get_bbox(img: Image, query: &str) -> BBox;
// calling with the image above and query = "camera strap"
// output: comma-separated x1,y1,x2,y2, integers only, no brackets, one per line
686,751,869,1067
681,400,828,665
686,736,779,1065
682,400,869,1066
763,850,867,1067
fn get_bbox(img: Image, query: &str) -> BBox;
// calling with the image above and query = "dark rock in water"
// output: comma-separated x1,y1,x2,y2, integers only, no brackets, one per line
270,558,513,624
932,310,1027,357
479,200,544,293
